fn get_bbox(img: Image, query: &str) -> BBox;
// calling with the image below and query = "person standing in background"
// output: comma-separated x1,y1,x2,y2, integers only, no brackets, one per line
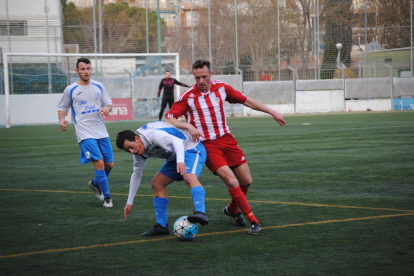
157,70,191,121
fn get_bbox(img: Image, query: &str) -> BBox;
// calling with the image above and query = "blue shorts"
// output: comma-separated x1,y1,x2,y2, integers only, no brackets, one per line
79,137,114,165
159,143,206,181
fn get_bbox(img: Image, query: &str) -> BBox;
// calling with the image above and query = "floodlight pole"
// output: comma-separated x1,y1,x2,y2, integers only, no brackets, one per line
157,0,162,55
99,0,103,73
411,1,413,77
235,0,239,68
208,0,212,63
93,1,98,69
156,0,179,74
191,0,194,64
277,0,280,80
146,0,149,53
45,0,52,94
313,0,317,80
364,0,367,62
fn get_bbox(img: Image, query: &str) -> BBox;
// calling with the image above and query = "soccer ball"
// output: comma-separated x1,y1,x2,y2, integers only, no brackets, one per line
173,216,199,241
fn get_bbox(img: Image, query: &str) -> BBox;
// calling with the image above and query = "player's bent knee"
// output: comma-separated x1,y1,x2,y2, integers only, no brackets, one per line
240,178,252,187
105,162,114,171
225,178,240,189
183,174,201,188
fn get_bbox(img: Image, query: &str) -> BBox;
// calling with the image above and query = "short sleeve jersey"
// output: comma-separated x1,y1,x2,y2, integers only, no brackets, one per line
166,80,247,141
56,80,112,143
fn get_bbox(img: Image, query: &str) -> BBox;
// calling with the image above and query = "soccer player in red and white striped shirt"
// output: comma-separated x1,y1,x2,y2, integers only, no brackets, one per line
166,60,285,234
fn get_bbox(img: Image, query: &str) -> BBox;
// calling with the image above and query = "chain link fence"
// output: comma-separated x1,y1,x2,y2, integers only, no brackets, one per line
0,0,412,82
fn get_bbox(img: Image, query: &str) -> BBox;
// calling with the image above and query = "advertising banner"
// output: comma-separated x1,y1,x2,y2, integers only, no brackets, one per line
393,98,414,111
104,98,133,121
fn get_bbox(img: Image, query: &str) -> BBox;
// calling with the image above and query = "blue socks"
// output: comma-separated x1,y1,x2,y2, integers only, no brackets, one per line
152,187,205,228
153,197,169,228
191,186,206,213
93,169,110,199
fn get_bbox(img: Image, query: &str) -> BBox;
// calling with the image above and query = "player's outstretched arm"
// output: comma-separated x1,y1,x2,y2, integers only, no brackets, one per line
58,110,68,131
243,97,286,126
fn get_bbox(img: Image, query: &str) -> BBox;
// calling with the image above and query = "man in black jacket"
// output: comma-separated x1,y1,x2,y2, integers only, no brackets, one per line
157,71,190,121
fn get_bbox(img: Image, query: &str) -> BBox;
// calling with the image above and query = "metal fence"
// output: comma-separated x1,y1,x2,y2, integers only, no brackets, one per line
0,0,413,82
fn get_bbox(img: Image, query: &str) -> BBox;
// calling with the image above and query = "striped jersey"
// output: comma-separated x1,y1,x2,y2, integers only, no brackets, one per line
166,80,247,141
56,80,112,143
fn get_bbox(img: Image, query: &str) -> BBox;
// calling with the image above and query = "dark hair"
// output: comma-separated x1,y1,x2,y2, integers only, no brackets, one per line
166,70,171,73
116,130,137,150
192,60,211,71
76,58,91,69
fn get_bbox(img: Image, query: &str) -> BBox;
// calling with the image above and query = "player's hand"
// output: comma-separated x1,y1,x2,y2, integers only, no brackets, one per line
187,124,205,142
60,120,68,131
99,106,110,117
157,97,161,102
272,111,286,126
124,204,133,220
177,162,186,175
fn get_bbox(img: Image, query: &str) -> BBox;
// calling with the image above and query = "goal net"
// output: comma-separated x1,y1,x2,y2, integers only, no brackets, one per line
1,53,188,128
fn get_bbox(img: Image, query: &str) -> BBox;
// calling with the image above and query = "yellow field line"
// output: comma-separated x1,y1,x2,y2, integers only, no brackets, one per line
1,212,413,259
1,188,413,213
1,168,411,186
0,169,342,183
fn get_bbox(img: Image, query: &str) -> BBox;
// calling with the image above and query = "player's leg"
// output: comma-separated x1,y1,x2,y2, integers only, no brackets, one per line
203,136,250,228
80,139,112,206
158,97,168,120
228,163,252,214
185,175,209,225
215,165,254,221
141,172,175,236
92,159,112,204
182,144,209,225
166,95,174,109
219,135,258,227
96,138,114,207
216,166,260,233
151,173,174,227
142,159,180,236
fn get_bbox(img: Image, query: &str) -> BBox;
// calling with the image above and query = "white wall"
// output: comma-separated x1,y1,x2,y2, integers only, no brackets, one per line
296,90,345,113
0,94,70,126
0,90,399,127
346,99,392,112
242,103,294,116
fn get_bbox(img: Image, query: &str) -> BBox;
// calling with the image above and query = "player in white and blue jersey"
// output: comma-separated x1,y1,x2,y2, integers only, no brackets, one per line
116,121,208,236
57,58,114,208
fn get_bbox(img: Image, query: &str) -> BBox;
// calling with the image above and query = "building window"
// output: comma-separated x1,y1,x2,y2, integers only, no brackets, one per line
0,20,27,36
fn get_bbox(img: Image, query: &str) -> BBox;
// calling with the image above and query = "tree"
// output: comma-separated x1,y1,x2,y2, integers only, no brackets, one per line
321,0,353,79
61,1,164,53
373,0,411,49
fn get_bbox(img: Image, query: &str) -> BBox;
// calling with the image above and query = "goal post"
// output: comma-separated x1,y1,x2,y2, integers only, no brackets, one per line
1,52,182,128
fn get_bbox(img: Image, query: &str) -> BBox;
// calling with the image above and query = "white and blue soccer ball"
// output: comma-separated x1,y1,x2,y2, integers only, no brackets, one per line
173,216,199,241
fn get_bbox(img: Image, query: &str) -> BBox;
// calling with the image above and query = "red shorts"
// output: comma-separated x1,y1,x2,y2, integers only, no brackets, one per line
202,133,247,173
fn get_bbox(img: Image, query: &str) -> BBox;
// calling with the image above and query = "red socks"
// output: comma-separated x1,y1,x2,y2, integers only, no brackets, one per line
228,185,257,224
228,185,249,214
